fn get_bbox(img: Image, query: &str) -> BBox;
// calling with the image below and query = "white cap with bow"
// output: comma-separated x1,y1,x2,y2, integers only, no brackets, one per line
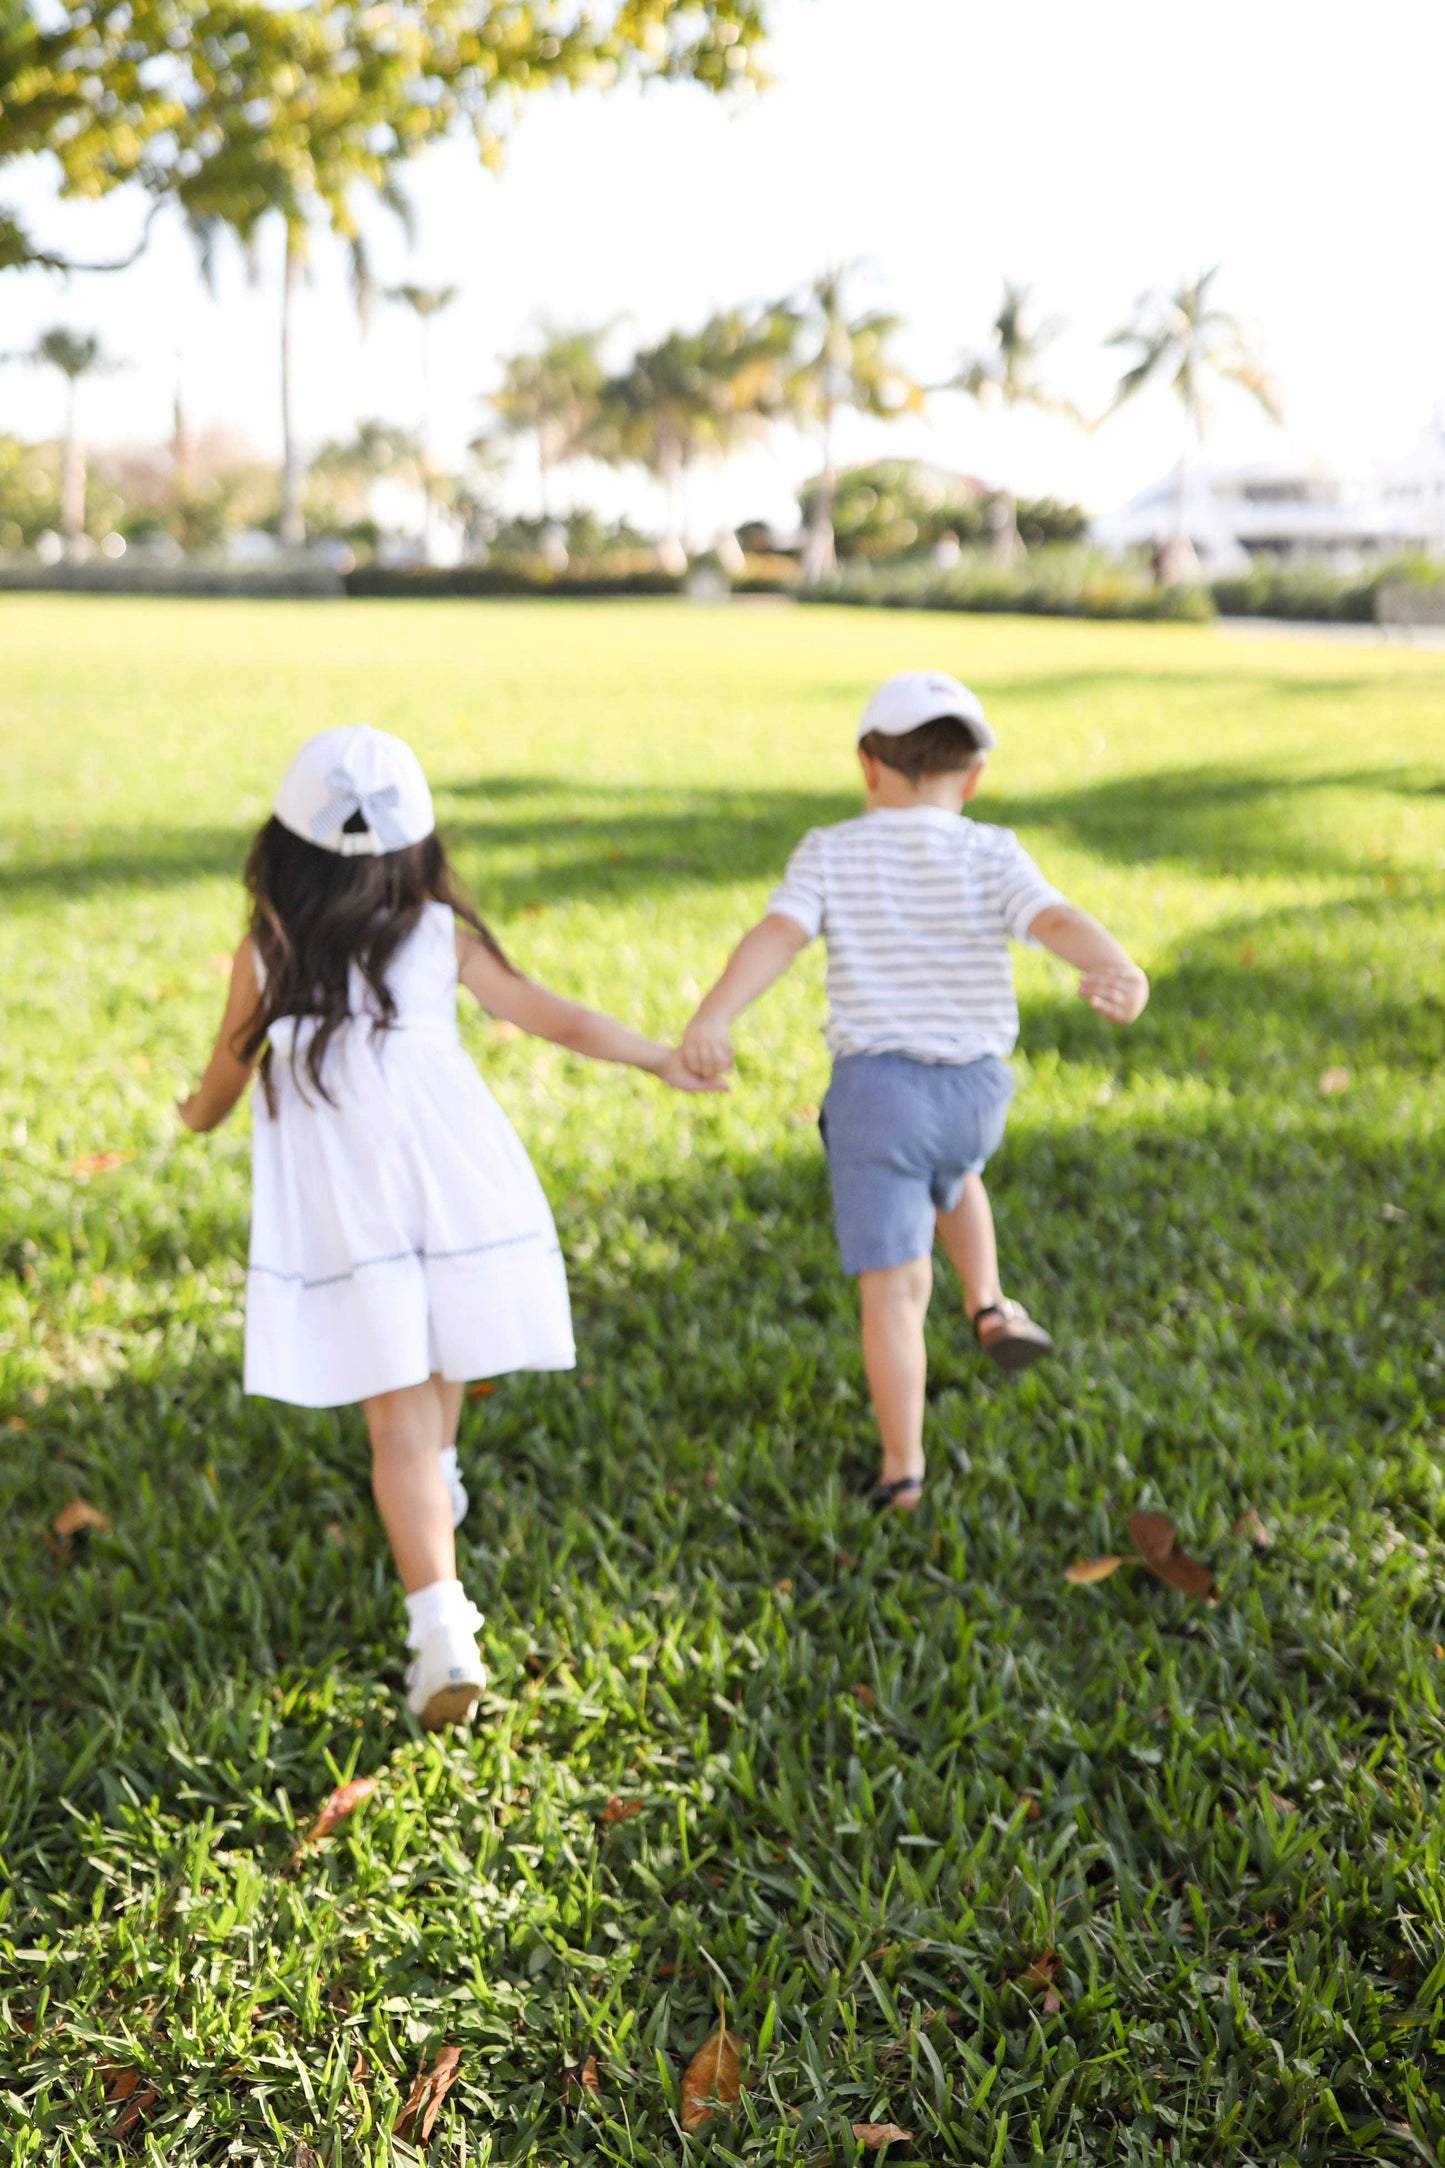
272,724,435,858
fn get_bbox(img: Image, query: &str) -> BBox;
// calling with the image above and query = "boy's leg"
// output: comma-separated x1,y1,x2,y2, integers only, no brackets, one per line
934,1171,1000,1320
858,1254,933,1506
363,1375,457,1594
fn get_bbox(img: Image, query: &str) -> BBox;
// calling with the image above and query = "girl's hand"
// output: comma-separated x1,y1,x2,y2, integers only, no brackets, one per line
175,1092,206,1132
1079,964,1149,1024
681,1012,734,1080
654,1046,730,1094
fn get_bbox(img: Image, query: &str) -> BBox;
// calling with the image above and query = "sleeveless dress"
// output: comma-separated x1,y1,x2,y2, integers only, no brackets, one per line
244,901,576,1408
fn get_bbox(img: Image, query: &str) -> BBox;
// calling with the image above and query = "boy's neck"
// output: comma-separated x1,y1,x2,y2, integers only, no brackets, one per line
864,770,973,815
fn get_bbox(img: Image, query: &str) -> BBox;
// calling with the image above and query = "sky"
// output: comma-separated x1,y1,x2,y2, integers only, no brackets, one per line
3,0,1443,540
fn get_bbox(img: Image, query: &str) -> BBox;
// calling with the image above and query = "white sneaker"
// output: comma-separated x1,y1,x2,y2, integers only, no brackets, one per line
447,1467,469,1530
405,1607,485,1730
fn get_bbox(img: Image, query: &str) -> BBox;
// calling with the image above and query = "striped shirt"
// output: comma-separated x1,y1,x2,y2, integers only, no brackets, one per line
768,806,1065,1064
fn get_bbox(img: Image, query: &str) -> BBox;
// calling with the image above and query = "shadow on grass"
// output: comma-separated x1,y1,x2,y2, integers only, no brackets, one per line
3,753,1441,912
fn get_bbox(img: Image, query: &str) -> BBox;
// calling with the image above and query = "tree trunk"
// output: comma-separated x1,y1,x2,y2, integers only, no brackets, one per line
59,378,86,556
278,225,306,550
799,396,836,587
1157,446,1200,583
419,319,436,565
657,436,686,575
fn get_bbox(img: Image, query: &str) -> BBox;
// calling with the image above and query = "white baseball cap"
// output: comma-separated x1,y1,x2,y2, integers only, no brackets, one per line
273,725,435,857
857,670,995,751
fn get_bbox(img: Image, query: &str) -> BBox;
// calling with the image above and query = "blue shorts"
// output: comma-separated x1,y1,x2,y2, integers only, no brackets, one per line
819,1052,1014,1276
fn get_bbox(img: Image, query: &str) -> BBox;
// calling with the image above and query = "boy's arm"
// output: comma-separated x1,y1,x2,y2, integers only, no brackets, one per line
456,929,726,1093
177,940,262,1131
682,913,811,1078
1028,902,1149,1024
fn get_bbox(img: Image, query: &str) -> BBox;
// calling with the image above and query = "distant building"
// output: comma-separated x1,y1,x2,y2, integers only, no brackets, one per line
1093,425,1445,572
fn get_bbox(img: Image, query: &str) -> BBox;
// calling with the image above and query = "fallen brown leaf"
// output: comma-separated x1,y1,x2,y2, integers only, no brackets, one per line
289,2145,322,2168
1063,1554,1123,1585
104,2068,158,2140
679,2026,743,2133
852,1683,877,1706
1319,1065,1350,1096
702,1467,719,1489
1126,1509,1218,1601
772,1578,793,1595
304,1775,377,1844
394,2043,461,2143
7,1414,29,1430
1043,1985,1062,2015
1269,1792,1297,1816
851,2125,914,2150
601,1795,642,1824
52,1496,110,1540
563,2053,600,2102
351,2048,368,2083
1232,1506,1272,1549
467,1379,497,1399
73,1150,128,1175
1017,1790,1041,1820
1024,1950,1058,1990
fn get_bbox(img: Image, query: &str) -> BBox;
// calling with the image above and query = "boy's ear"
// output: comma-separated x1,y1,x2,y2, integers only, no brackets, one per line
858,747,879,789
961,761,985,802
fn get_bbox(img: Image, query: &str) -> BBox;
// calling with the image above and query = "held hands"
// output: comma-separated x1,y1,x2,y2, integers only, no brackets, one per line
655,1044,730,1094
680,1010,734,1082
1079,962,1149,1024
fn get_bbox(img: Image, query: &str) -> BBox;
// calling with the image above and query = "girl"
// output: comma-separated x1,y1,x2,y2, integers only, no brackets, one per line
178,724,721,1729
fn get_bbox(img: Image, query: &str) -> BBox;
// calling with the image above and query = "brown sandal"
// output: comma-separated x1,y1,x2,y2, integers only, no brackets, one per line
971,1299,1054,1376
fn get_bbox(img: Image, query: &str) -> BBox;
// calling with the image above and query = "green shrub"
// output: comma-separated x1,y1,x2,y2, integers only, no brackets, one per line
1211,555,1445,623
802,546,1213,622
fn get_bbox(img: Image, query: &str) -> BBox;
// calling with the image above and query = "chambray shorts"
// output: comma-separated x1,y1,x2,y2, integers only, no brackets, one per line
818,1052,1015,1276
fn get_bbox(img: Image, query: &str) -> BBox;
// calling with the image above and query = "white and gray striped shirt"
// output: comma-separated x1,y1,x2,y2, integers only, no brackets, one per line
768,806,1065,1064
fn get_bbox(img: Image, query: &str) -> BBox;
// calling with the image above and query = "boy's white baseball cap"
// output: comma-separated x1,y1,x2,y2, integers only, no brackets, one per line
858,670,995,751
273,725,435,857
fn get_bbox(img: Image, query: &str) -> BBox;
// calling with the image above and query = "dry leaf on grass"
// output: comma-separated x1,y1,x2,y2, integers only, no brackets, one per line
288,2146,322,2168
702,1467,719,1489
1017,1790,1041,1820
1023,1949,1064,2014
679,2026,743,2133
1126,1510,1218,1601
304,1775,377,1844
104,2067,158,2140
73,1150,128,1175
600,1795,642,1824
1232,1506,1272,1549
52,1496,110,1540
851,1683,877,1706
1319,1065,1350,1096
394,2044,461,2143
7,1414,29,1430
563,2053,600,2102
1269,1791,1297,1816
1063,1554,1123,1585
467,1379,497,1399
852,2124,914,2149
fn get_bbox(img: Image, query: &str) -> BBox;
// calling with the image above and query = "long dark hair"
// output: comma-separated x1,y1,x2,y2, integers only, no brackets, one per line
236,816,510,1107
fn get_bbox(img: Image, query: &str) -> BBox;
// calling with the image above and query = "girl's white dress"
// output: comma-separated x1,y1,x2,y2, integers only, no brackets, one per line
244,901,576,1408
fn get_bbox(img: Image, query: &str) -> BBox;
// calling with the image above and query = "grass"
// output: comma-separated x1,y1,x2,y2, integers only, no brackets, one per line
2,597,1444,2165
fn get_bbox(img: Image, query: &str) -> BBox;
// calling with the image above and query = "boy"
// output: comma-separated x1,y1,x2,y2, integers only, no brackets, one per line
681,670,1148,1510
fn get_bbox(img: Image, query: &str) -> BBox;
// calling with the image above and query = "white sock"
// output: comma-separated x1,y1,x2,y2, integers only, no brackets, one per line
404,1577,477,1652
438,1445,460,1487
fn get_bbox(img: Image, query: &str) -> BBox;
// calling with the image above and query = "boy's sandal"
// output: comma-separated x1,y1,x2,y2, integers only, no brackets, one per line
861,1473,924,1512
971,1299,1054,1376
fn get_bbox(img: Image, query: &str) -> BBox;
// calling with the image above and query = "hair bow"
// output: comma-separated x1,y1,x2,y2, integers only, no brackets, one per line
311,770,409,854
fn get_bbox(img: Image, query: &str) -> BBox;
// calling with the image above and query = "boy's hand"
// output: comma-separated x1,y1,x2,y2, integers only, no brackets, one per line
681,1012,734,1080
655,1045,730,1094
1079,963,1149,1024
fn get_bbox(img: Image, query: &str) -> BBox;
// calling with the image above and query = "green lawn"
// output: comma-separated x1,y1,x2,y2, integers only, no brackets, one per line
2,598,1444,2166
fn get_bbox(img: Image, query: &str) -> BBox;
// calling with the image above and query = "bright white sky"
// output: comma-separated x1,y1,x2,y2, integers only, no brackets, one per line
3,0,1443,537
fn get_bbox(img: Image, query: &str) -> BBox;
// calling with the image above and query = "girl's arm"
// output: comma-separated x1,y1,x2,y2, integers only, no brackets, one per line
177,941,262,1131
681,913,810,1079
456,929,726,1094
1028,902,1149,1023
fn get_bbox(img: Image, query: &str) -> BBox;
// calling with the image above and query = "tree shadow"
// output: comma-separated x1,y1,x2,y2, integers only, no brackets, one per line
3,752,1439,913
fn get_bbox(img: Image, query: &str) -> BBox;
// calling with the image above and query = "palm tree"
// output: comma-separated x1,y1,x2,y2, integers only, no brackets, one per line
489,325,611,521
1107,267,1283,580
387,282,458,560
6,327,121,557
786,268,922,587
946,281,1080,561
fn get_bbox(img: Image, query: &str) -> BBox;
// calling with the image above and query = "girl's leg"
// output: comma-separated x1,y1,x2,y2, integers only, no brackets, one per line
362,1375,457,1594
437,1377,464,1450
934,1172,1000,1319
858,1254,933,1506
